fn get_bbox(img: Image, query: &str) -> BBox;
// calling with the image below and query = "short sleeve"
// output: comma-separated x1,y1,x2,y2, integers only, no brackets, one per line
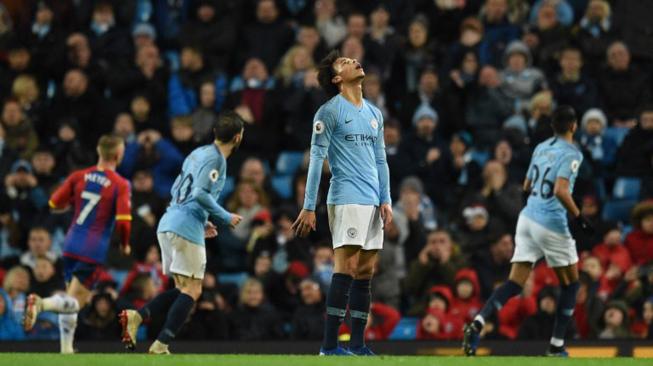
556,152,582,180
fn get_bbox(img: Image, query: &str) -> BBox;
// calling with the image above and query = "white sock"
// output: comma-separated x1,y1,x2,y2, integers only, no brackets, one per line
43,294,80,313
550,337,564,347
474,314,485,327
59,313,77,354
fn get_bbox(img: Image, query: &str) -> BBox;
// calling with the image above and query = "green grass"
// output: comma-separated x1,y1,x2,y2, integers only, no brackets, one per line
0,354,650,366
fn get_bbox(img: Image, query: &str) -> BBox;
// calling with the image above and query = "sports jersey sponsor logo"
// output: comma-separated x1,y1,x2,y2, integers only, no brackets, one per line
209,169,219,182
370,118,378,129
314,121,325,134
344,134,377,142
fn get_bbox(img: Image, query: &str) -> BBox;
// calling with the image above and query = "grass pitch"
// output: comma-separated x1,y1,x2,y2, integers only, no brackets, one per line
0,354,650,366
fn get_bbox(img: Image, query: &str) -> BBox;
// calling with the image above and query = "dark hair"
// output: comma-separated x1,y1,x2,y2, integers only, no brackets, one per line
560,45,582,58
213,110,244,143
551,105,577,134
317,50,341,97
638,103,653,117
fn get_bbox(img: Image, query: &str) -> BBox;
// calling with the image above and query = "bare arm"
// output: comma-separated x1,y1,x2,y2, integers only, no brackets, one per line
553,177,580,218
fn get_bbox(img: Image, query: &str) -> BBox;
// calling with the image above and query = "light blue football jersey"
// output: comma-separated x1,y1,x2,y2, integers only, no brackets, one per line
303,94,391,210
158,143,232,245
521,136,584,234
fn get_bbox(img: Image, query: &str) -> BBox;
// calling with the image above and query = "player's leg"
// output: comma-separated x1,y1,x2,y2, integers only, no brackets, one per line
58,277,92,354
320,245,359,355
348,249,378,355
121,232,179,350
543,228,580,356
148,273,201,354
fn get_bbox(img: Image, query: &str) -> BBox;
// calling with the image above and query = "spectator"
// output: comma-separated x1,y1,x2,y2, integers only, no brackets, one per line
76,293,121,341
466,66,514,148
227,58,280,159
575,0,615,77
291,278,324,340
624,201,653,266
297,25,327,63
450,268,483,323
383,120,411,201
615,106,653,180
404,229,466,315
444,17,484,76
464,160,522,230
362,72,389,119
493,138,529,185
62,32,105,91
498,273,537,339
518,286,575,340
598,42,651,124
442,132,483,207
571,194,605,252
0,288,24,340
239,0,294,72
2,266,29,323
550,47,599,116
472,232,514,299
226,179,271,242
49,119,92,175
499,40,547,109
592,225,632,284
190,81,221,144
169,116,196,156
20,227,59,270
30,147,59,195
479,0,521,67
0,123,18,183
230,278,284,340
457,203,505,256
120,245,168,299
4,160,49,237
642,297,653,339
365,5,401,79
312,244,334,290
523,1,570,74
416,285,464,340
129,171,167,259
131,23,156,50
598,300,632,339
180,0,237,72
397,67,446,133
85,0,131,66
372,219,406,310
314,0,346,48
29,257,64,298
574,271,606,339
393,177,437,265
1,98,39,160
121,273,157,309
168,45,228,118
177,288,230,340
578,108,617,173
11,75,45,140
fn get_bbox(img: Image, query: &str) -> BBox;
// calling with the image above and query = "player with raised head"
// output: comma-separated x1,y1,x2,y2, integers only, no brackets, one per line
119,111,244,354
24,135,132,354
462,105,595,357
291,50,392,356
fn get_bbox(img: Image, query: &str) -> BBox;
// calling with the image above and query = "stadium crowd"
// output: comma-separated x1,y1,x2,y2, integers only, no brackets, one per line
0,0,652,343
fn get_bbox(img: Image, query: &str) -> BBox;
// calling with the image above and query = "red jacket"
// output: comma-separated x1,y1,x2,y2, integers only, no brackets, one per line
416,307,465,340
533,262,559,295
450,268,483,323
338,302,401,341
624,230,653,266
498,295,537,339
592,242,633,273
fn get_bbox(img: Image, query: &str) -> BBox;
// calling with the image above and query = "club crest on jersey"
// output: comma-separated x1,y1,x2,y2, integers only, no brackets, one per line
370,118,378,130
570,160,580,173
209,169,219,182
314,121,325,134
347,227,358,239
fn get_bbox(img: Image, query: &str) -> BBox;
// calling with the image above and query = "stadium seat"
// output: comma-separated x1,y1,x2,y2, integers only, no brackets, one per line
271,175,293,200
275,151,304,177
604,127,629,147
218,272,249,288
388,317,418,340
219,176,236,204
602,199,638,224
613,177,641,200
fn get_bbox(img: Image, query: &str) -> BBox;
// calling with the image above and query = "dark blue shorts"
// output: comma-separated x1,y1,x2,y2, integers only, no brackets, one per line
63,257,104,289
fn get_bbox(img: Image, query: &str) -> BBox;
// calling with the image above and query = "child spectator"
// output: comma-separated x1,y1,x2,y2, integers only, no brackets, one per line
579,108,617,171
0,288,24,340
624,201,653,266
450,268,483,323
598,300,632,339
416,285,464,340
592,225,632,292
518,286,576,340
76,293,121,341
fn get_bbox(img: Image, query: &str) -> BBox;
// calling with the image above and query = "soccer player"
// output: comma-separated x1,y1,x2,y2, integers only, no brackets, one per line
119,111,244,354
462,106,594,356
291,50,392,356
23,135,132,354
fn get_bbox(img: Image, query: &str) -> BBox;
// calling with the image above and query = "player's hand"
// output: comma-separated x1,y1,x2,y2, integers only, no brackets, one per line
380,203,393,227
291,209,316,238
230,214,243,228
121,244,132,256
574,215,595,235
205,222,218,238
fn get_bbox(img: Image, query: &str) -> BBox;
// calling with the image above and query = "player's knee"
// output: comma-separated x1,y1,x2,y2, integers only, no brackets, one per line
355,263,375,279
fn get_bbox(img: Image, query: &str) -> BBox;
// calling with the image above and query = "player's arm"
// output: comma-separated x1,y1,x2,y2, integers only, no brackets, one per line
192,162,236,227
554,153,594,234
48,173,77,212
374,114,393,226
115,179,133,255
292,108,334,237
553,178,580,217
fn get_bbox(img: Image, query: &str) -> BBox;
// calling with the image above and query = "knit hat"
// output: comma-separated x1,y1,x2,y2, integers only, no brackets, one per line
581,108,607,131
412,104,438,125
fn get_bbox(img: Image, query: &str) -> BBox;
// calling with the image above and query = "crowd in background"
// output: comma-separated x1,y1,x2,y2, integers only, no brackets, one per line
0,0,653,342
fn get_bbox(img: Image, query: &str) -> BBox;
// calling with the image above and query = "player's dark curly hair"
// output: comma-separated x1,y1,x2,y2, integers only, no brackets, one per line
317,50,341,97
551,105,577,134
214,110,244,143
